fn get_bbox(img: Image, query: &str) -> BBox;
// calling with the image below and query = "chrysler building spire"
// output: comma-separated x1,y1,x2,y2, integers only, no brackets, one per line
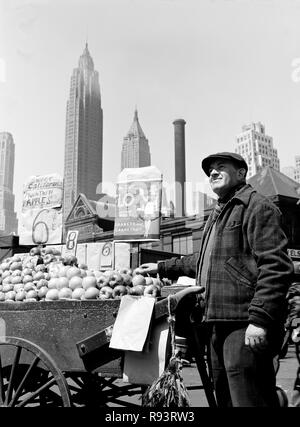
121,108,151,170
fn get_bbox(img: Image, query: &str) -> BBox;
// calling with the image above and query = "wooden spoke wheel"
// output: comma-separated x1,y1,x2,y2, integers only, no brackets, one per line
0,337,71,407
64,372,142,407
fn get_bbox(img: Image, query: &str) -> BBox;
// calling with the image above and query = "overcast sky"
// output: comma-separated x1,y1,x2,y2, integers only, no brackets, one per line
1,0,300,225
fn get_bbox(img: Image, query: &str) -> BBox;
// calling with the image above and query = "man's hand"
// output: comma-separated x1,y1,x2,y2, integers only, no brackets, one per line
245,324,268,351
135,263,158,277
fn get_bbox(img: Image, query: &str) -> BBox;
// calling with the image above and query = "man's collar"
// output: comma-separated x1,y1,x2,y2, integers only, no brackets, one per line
230,184,255,206
218,183,254,206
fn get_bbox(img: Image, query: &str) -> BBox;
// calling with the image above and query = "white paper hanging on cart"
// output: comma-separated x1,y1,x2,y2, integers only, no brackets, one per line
109,295,155,352
122,318,169,385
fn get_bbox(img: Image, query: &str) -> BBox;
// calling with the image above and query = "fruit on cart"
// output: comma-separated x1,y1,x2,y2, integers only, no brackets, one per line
83,287,100,300
132,274,146,287
30,247,41,256
24,283,35,292
72,287,85,300
36,279,48,289
26,289,38,299
11,276,22,285
44,254,55,264
85,270,95,277
57,277,70,290
48,277,59,289
2,276,12,285
38,286,48,299
80,269,87,278
82,276,97,290
99,285,114,299
45,289,59,300
13,283,24,292
23,275,33,284
58,287,72,299
108,272,124,288
96,274,109,288
11,269,22,276
66,266,81,279
10,261,22,271
0,245,163,301
112,284,127,299
41,246,54,256
63,255,78,266
1,261,11,271
78,263,88,270
120,273,133,287
35,264,47,272
128,285,145,296
69,276,83,290
58,265,70,277
144,284,161,297
119,267,133,276
16,290,26,301
5,291,16,301
2,284,13,293
33,271,45,281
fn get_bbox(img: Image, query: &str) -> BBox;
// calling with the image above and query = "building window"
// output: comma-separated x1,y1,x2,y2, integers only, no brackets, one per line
172,234,193,255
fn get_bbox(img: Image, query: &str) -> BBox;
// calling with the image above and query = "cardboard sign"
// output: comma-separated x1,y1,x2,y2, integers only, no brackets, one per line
114,166,162,242
19,174,63,245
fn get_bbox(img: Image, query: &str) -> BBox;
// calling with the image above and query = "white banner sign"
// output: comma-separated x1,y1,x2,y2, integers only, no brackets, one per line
19,174,63,245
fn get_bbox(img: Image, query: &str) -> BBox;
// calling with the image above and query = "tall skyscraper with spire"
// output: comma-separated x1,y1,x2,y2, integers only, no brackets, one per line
121,109,151,170
0,132,18,235
63,43,103,220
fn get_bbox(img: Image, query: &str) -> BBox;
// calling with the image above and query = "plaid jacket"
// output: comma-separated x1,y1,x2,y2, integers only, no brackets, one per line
158,184,294,328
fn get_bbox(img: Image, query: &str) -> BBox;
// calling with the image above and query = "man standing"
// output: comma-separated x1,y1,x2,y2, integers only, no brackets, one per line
138,152,294,407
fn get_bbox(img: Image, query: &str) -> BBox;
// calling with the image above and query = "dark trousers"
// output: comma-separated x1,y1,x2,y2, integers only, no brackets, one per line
208,322,280,407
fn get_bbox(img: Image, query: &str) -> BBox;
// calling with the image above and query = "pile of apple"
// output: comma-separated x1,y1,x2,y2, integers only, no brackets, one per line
0,246,164,302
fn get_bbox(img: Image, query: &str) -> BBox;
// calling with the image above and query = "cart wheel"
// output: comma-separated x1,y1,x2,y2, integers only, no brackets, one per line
0,336,71,407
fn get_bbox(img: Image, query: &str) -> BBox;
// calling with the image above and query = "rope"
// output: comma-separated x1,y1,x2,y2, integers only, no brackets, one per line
167,295,177,359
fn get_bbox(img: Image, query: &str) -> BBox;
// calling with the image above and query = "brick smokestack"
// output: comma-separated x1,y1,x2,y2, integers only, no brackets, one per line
173,119,186,217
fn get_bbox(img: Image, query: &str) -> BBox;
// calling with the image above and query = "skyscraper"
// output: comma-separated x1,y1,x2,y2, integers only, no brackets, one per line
282,155,300,183
63,43,103,220
0,132,18,235
121,109,151,170
235,122,280,178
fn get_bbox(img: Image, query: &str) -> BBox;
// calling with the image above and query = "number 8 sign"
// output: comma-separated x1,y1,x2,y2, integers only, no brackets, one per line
65,230,79,256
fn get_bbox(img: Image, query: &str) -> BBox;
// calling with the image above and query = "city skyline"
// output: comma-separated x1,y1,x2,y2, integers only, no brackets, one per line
1,0,300,229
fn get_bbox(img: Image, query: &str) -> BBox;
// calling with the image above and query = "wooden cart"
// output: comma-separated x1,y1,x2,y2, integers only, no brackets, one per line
0,288,216,407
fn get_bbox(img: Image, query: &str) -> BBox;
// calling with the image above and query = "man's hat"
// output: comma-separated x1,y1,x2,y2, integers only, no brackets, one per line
202,152,248,177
